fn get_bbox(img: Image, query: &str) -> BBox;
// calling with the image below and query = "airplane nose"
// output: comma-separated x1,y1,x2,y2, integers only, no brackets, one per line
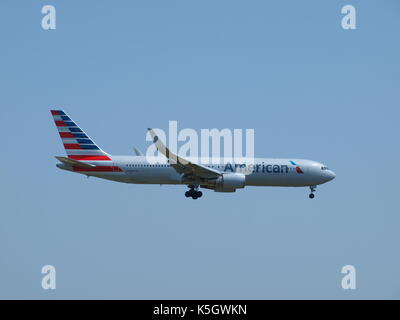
327,170,336,181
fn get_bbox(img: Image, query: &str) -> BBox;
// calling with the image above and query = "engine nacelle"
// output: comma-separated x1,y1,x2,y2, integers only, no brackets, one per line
214,173,246,192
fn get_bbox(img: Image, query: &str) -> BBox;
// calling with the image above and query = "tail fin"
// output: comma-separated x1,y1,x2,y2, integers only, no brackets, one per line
50,110,111,161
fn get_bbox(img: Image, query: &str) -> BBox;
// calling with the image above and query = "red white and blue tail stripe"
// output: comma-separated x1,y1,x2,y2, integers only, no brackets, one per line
51,110,111,161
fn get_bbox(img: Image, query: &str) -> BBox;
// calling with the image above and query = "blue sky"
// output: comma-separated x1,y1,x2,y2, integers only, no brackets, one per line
0,0,399,299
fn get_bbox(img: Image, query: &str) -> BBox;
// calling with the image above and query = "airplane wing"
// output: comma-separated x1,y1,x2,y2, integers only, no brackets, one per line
148,128,221,179
55,156,97,169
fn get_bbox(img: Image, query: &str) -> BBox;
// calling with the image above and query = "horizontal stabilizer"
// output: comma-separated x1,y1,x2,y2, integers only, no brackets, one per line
55,156,96,169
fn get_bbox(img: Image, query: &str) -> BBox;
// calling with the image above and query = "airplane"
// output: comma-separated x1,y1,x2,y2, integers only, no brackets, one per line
51,110,336,200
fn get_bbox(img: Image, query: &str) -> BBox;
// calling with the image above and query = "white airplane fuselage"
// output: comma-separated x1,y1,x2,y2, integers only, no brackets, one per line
57,156,336,188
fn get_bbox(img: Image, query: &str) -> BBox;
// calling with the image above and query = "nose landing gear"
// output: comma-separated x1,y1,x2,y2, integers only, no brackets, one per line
309,185,316,199
185,186,203,200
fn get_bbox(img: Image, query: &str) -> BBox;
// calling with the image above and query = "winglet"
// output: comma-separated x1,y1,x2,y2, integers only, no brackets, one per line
148,128,188,165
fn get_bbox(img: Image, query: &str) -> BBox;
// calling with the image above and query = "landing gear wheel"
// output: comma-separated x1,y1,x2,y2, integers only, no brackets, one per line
308,185,316,199
185,186,202,199
191,191,203,199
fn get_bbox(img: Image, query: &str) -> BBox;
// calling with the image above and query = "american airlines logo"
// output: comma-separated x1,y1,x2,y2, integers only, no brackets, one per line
145,121,255,165
224,162,303,174
290,161,304,174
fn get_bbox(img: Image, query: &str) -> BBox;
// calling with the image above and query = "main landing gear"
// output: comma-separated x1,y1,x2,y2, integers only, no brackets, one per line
185,186,203,200
309,185,316,199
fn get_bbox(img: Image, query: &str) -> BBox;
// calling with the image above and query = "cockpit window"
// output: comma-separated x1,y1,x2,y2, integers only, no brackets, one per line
321,166,329,170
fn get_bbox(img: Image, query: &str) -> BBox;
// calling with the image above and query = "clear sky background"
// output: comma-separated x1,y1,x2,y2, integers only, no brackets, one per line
0,0,399,299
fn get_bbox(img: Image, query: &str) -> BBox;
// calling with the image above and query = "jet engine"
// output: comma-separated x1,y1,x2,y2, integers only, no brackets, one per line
213,173,246,192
